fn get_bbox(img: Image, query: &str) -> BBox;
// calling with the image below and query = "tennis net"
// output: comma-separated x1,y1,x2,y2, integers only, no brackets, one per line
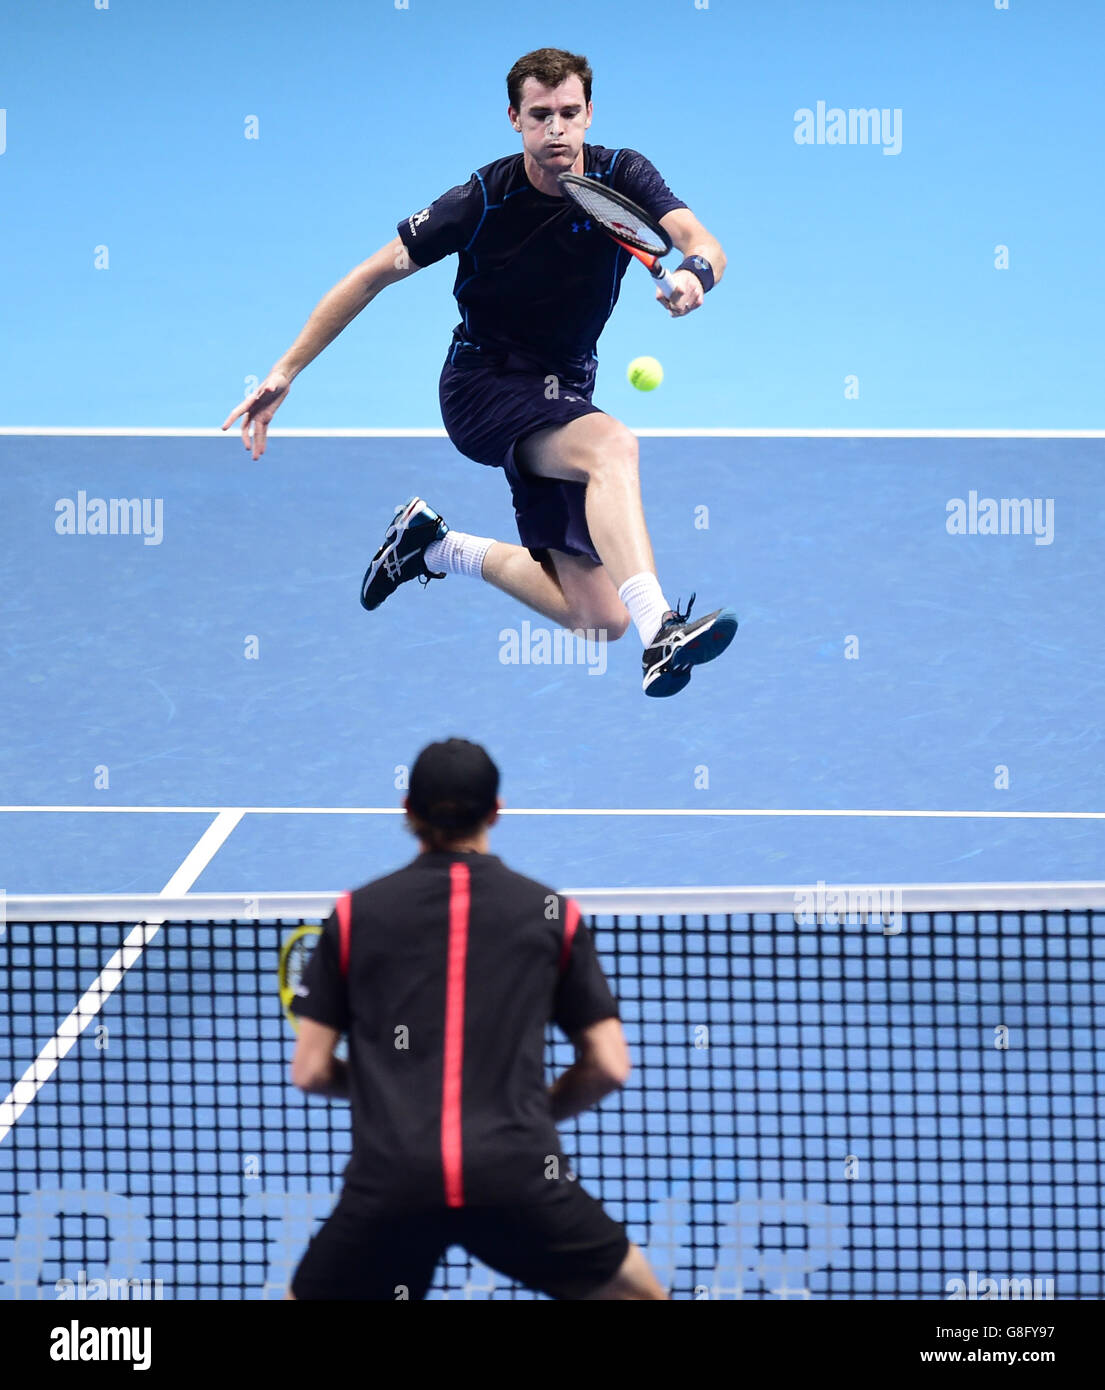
1,884,1102,1300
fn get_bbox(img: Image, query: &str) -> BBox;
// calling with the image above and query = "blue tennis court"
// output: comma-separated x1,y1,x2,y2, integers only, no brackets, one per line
2,432,1102,892
2,431,1103,1301
3,0,1104,1309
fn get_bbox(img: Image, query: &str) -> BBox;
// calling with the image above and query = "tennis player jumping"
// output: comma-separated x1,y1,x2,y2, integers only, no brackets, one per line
223,48,736,697
286,738,667,1300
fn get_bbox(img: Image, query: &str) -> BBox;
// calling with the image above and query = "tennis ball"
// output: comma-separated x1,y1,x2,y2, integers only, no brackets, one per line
627,356,663,391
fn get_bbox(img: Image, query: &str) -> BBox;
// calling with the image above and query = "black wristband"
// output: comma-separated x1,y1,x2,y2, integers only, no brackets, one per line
678,255,715,293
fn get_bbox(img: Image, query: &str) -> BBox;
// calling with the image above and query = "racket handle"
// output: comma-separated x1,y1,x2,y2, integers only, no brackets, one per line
652,264,679,299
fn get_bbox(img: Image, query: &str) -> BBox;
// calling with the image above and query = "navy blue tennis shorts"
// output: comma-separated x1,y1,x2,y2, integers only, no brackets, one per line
291,1180,630,1301
439,344,604,564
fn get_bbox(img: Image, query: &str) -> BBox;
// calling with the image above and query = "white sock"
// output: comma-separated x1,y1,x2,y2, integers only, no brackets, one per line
424,530,494,580
618,571,671,647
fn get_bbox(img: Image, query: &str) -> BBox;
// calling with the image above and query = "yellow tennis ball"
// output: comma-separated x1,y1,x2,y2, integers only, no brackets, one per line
627,356,663,391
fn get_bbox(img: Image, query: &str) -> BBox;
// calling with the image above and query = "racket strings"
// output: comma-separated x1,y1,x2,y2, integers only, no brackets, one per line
560,181,667,254
285,940,311,991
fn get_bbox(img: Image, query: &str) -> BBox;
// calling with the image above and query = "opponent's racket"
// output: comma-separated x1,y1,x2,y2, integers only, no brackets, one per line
278,924,320,1030
278,923,348,1059
558,171,678,299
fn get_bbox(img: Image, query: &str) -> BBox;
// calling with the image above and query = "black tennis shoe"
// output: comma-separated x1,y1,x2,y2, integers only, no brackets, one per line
642,594,739,697
360,497,448,611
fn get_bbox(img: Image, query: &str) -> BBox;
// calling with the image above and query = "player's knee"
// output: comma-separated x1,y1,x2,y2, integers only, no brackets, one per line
600,609,631,641
587,1244,667,1300
579,419,638,483
569,606,629,640
621,1246,667,1300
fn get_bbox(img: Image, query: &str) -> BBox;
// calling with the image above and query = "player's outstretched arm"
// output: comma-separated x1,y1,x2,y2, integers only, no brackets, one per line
656,208,727,318
221,235,420,459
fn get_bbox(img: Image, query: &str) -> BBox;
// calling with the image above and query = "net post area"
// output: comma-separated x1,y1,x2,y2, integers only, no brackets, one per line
1,884,1102,1306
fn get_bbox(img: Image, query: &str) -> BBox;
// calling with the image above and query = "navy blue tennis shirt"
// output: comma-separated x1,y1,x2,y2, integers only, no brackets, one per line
397,144,687,380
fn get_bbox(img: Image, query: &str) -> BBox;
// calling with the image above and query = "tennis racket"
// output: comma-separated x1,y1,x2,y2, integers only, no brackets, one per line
558,171,678,299
278,923,348,1059
278,924,320,1031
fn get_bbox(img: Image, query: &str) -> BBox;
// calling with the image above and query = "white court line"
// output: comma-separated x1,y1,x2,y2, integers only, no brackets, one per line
0,804,1102,820
0,809,242,1146
0,426,1103,438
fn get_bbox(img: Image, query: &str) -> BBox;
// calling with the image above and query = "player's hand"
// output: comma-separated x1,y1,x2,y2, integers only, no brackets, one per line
657,269,704,318
221,371,292,459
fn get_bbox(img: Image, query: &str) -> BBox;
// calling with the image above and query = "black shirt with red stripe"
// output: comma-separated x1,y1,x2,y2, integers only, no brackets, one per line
291,851,618,1207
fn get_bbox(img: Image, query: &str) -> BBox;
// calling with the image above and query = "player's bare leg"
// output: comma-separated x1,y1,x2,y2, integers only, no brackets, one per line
361,497,629,633
583,1242,668,1301
359,476,734,695
517,414,738,695
482,543,628,634
517,413,654,589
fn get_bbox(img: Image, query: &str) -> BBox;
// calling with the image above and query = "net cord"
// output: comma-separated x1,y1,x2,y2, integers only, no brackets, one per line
4,882,1105,921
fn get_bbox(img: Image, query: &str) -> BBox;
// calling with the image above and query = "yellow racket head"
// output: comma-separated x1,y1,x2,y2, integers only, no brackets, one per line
278,924,322,1032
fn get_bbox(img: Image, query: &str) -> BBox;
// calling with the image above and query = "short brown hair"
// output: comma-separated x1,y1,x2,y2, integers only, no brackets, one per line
507,47,592,112
405,808,488,852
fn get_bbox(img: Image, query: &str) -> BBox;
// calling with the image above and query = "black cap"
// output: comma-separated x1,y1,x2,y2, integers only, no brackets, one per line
407,738,500,830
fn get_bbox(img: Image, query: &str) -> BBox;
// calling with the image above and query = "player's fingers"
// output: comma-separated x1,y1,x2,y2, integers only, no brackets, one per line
253,418,268,458
225,388,261,433
225,393,263,430
656,289,683,318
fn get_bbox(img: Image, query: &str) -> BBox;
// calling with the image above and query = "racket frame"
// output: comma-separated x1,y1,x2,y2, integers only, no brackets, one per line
557,171,679,298
277,922,349,1061
277,923,322,1033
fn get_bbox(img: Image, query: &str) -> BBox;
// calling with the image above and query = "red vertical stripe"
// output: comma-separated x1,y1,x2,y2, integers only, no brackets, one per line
336,892,352,976
558,898,580,974
441,863,471,1208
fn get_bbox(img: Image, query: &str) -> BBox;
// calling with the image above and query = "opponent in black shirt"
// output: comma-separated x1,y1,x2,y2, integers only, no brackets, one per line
224,47,737,697
285,739,667,1300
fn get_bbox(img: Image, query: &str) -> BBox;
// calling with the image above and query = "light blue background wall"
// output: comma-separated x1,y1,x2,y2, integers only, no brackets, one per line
2,0,1102,428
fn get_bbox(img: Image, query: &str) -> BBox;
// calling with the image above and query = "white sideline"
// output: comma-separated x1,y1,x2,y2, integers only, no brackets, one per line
1,427,1103,438
0,810,242,1145
0,805,1102,819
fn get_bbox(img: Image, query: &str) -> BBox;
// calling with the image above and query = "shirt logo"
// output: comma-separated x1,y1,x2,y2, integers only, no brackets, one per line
569,219,592,234
408,207,430,236
295,984,310,997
